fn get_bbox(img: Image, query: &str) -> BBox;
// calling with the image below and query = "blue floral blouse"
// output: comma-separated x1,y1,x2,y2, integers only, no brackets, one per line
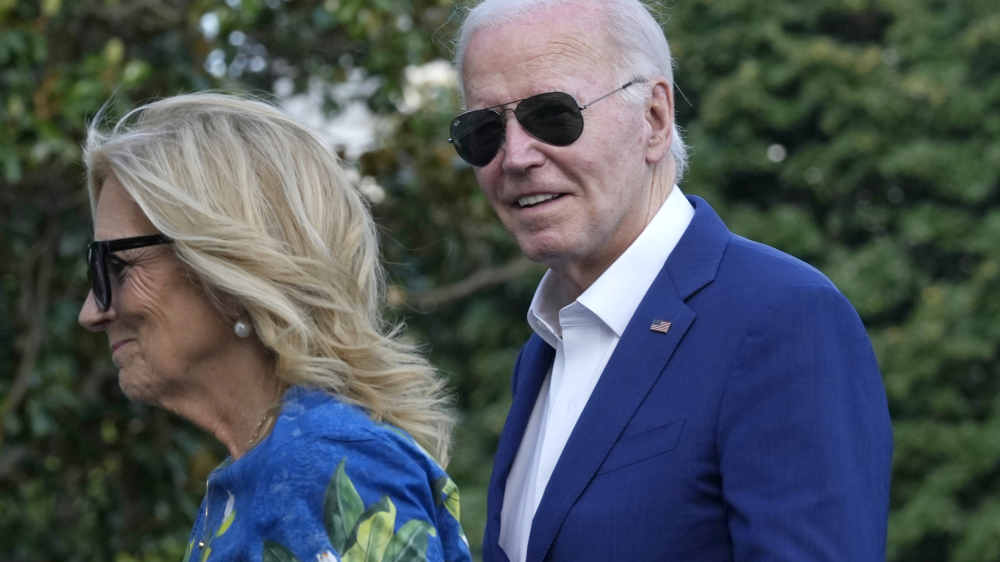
182,386,471,562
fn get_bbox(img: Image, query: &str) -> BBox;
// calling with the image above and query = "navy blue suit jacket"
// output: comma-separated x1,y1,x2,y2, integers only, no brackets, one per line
483,196,893,562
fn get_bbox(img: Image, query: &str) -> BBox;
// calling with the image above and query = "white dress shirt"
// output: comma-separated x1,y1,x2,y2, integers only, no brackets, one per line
498,186,695,562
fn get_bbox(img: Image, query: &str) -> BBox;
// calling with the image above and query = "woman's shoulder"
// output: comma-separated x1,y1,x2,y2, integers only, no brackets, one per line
267,386,441,475
272,385,377,442
208,387,469,562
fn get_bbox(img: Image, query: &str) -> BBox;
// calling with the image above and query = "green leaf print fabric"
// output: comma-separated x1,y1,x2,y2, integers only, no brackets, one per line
184,386,471,562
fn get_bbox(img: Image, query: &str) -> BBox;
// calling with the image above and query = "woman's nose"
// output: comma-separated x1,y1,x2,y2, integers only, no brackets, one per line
78,290,114,331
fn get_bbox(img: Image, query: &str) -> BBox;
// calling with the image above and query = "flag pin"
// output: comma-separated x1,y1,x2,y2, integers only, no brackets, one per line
650,319,672,334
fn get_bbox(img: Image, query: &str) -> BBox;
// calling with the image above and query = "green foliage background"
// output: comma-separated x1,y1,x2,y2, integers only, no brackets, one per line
1,0,998,560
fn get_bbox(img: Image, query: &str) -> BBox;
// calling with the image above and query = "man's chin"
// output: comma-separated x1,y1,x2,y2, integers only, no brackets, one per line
514,234,571,265
520,247,564,268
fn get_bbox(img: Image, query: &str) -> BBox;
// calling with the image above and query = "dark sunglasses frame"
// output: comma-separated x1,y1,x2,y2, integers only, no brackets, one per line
449,78,647,166
87,234,173,312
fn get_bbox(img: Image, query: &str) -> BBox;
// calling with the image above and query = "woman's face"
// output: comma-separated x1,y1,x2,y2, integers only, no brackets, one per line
78,176,237,406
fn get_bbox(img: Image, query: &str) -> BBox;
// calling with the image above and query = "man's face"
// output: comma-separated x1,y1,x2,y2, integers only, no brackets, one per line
462,3,661,287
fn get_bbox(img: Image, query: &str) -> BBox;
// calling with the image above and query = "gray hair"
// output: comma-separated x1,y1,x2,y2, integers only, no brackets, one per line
454,0,689,180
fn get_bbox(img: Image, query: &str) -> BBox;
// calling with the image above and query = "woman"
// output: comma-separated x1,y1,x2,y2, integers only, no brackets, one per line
78,93,471,562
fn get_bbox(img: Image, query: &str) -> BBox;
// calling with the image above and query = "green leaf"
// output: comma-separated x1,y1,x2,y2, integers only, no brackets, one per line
432,476,460,522
383,519,434,562
216,508,236,537
325,457,365,553
262,541,302,562
343,495,397,562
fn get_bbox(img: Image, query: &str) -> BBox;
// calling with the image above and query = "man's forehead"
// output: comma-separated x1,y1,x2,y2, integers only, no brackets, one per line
462,8,612,95
478,3,605,57
536,30,606,69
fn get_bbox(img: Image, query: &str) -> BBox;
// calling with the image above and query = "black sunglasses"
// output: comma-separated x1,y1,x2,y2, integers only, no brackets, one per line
87,234,173,312
449,78,647,167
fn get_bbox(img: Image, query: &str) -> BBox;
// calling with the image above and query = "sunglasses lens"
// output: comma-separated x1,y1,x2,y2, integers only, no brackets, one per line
87,244,110,311
451,110,505,166
515,92,584,146
449,92,586,165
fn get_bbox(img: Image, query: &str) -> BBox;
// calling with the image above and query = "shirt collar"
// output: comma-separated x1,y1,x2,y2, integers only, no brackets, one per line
527,186,695,344
526,269,569,349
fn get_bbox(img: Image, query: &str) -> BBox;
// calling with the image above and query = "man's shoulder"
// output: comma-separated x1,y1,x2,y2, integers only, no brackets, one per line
668,196,837,301
691,233,869,335
718,233,837,294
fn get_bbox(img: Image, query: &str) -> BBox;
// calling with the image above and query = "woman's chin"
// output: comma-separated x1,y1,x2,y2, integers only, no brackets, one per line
117,369,160,405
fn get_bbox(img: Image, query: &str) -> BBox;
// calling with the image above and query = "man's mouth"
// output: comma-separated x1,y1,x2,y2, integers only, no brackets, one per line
517,193,564,208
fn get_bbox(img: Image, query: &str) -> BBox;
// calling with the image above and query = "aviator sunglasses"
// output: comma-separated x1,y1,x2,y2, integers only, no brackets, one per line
449,78,647,167
87,234,173,312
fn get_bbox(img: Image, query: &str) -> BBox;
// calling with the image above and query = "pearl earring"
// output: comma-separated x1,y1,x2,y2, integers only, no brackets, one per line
234,319,251,338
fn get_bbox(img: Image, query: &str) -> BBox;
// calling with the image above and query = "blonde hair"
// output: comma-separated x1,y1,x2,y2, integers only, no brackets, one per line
84,93,454,465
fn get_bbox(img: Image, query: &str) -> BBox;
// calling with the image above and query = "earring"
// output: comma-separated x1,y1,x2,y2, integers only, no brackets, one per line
234,319,251,338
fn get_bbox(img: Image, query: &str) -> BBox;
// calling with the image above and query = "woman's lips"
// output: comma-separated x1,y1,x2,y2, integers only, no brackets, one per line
111,339,133,353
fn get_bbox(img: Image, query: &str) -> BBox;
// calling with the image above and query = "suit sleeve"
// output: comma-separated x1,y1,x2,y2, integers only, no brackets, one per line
718,283,893,561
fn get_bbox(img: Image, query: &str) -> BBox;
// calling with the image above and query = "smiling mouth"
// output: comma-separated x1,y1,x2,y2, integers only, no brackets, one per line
111,340,132,353
517,194,564,208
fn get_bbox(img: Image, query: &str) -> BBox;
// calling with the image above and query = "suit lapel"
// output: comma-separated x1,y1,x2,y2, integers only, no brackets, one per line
525,196,731,562
524,269,695,562
485,335,554,562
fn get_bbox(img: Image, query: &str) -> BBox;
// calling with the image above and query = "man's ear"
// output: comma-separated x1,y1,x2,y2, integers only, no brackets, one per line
645,77,674,165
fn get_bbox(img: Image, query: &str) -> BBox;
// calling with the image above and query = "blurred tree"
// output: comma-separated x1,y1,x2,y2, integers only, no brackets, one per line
1,0,999,560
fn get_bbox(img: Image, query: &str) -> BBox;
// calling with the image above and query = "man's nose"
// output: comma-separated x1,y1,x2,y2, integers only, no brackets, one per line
500,111,546,172
78,290,114,331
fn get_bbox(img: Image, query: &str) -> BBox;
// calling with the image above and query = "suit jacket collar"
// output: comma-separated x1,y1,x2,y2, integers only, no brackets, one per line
666,196,730,300
485,196,731,562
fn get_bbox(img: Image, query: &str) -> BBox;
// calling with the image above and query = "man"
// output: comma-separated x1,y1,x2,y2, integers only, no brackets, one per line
449,0,893,560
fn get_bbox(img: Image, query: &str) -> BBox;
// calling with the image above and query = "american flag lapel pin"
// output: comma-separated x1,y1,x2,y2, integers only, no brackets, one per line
650,319,672,334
